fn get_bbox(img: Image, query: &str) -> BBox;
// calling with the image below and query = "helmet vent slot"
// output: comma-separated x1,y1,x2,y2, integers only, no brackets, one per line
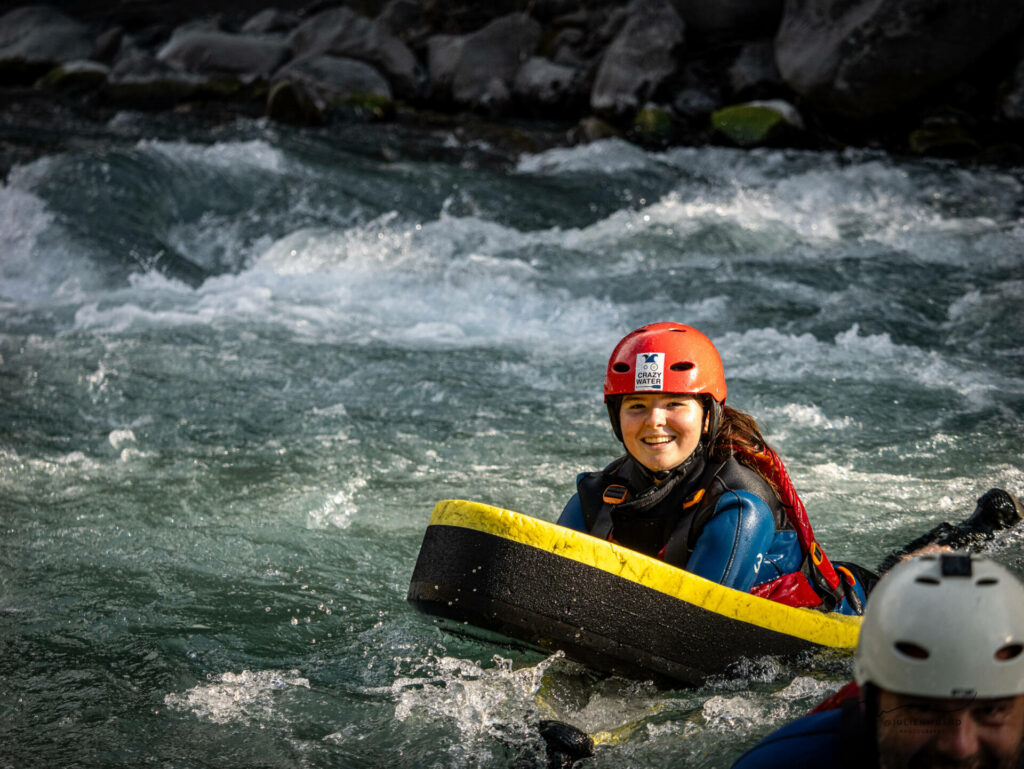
976,578,999,586
914,576,940,585
613,363,631,373
996,644,1024,661
894,641,930,659
670,362,695,372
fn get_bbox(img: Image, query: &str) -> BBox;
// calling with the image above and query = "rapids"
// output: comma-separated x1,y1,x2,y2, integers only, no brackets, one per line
2,117,1023,767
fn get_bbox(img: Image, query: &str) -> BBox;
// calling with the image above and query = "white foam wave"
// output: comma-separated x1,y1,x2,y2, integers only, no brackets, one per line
64,208,623,352
721,324,1012,402
307,476,368,530
521,143,1024,269
767,403,856,431
701,694,788,731
108,429,136,449
516,138,655,175
139,138,288,174
163,669,310,725
0,184,98,301
944,280,1024,346
393,654,555,741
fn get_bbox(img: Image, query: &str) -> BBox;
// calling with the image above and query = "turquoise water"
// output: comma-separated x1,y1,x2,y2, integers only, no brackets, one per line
2,118,1024,767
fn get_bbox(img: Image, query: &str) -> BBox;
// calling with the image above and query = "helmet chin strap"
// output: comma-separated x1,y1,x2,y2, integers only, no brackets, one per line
704,398,723,447
606,396,624,442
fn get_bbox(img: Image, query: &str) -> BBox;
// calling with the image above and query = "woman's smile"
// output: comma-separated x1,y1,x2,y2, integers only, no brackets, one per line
619,393,705,472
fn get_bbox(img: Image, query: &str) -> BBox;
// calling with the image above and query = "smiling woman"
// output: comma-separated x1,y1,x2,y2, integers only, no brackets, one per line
556,322,874,615
619,393,706,473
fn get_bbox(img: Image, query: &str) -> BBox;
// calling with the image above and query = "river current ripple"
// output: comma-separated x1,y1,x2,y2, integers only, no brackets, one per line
2,120,1023,767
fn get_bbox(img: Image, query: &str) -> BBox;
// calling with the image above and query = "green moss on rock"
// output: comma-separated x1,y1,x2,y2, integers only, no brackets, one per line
712,104,792,147
631,105,678,147
908,123,979,157
331,92,395,120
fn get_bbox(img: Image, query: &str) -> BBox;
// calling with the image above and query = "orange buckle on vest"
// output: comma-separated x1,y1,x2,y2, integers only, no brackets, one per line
683,488,705,509
809,541,824,566
602,484,628,505
836,565,855,586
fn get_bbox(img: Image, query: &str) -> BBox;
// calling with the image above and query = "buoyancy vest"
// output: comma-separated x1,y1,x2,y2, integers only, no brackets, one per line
733,445,846,610
577,452,788,567
576,445,848,611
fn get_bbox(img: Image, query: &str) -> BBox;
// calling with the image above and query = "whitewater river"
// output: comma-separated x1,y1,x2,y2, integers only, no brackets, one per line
2,116,1023,767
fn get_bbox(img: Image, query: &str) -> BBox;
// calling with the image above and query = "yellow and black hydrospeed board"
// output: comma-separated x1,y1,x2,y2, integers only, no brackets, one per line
407,499,861,686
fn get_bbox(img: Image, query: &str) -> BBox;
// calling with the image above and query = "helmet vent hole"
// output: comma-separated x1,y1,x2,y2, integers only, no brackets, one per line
997,644,1024,661
613,363,631,373
976,578,999,586
670,362,695,372
914,576,941,585
895,642,930,660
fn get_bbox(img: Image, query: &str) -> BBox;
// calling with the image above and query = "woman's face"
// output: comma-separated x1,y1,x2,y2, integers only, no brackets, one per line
619,393,705,473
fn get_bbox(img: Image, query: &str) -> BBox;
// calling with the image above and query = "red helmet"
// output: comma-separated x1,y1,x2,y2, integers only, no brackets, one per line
604,322,727,402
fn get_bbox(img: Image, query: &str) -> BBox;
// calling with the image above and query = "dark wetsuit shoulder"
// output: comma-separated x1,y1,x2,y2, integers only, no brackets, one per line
709,456,788,530
732,710,845,768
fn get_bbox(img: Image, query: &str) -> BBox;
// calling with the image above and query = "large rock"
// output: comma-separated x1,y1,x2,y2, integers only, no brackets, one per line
105,47,206,107
376,0,430,45
553,6,627,64
590,0,685,116
241,9,301,35
775,0,1024,117
512,55,581,111
670,60,723,119
157,30,291,78
288,7,422,97
907,115,979,157
729,40,783,97
674,0,783,43
274,55,393,103
266,79,322,125
0,5,94,83
450,13,542,112
425,34,465,98
1003,54,1024,122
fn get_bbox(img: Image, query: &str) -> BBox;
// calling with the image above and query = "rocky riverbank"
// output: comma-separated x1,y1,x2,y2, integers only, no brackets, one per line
3,0,1024,178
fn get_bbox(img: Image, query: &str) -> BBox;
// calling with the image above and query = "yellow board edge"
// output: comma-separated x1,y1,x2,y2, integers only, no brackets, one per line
429,499,862,649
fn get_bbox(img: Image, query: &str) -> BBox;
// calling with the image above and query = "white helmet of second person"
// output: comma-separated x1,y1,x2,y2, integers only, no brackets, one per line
854,552,1024,699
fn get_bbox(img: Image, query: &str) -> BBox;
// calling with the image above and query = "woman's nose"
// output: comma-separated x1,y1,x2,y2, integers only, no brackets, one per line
646,407,667,427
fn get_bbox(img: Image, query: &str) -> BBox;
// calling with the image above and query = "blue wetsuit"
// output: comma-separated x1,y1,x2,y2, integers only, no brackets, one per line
558,454,868,614
731,704,874,768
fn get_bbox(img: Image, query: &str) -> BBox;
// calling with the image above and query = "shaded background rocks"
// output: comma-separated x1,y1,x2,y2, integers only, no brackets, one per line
2,0,1024,177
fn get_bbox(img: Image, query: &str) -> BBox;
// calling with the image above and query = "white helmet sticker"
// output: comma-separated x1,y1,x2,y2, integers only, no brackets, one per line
634,352,664,391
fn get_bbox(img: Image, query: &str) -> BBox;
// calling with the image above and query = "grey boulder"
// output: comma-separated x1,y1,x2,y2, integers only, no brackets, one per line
590,0,685,116
775,0,1024,117
158,30,291,78
289,7,422,97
